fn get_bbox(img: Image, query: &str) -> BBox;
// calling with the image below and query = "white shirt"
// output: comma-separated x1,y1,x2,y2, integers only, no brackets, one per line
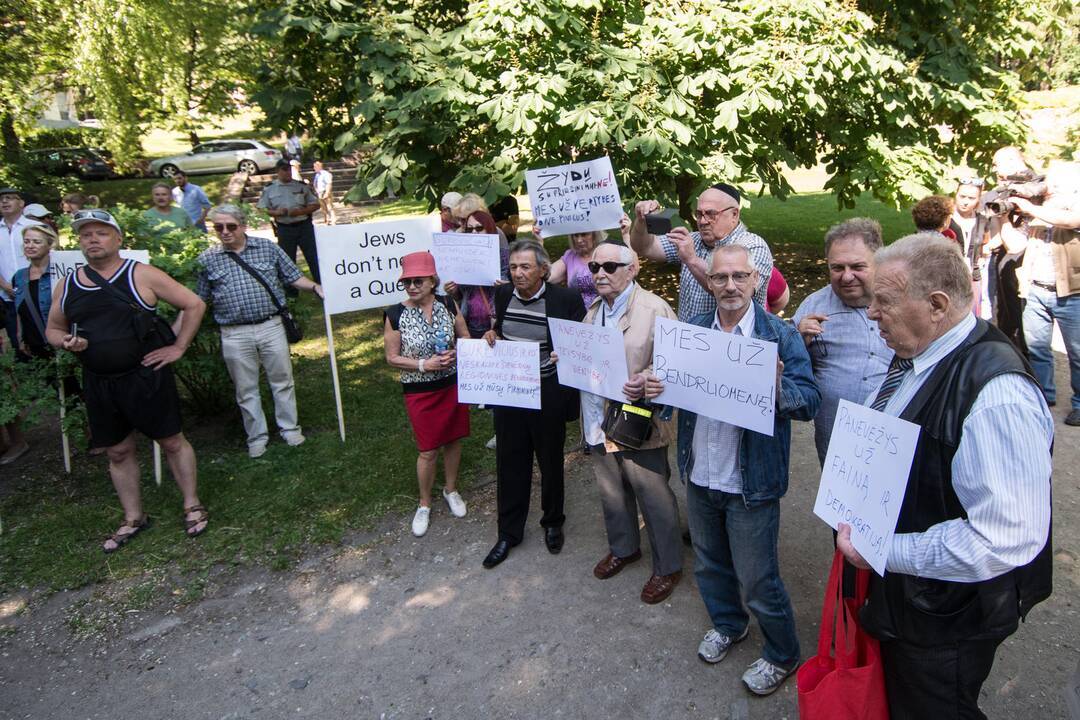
690,303,755,493
870,313,1054,582
0,215,34,300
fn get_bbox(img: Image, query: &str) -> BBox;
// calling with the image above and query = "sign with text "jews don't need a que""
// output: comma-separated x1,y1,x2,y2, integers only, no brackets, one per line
813,400,920,576
316,217,438,314
526,156,624,237
651,316,779,436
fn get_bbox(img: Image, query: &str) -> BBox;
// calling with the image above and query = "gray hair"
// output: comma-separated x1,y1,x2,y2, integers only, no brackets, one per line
875,233,973,308
824,218,883,255
509,239,550,268
209,204,246,224
592,242,636,265
151,181,172,193
711,243,752,268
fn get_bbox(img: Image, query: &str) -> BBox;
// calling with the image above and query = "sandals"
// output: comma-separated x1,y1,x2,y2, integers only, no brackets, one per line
102,515,151,554
183,505,209,538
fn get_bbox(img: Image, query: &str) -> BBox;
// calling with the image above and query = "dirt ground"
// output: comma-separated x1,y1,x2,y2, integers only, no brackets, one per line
1,359,1078,720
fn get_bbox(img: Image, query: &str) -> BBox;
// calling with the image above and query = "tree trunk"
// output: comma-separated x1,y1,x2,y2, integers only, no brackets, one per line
675,173,697,231
1,112,21,164
185,24,200,148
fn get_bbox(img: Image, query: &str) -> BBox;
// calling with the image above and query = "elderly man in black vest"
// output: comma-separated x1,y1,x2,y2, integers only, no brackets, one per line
837,233,1053,720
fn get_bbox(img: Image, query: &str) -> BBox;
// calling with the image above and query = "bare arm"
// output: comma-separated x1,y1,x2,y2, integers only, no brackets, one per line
291,276,323,298
629,200,668,262
548,257,568,285
45,280,86,352
383,317,454,372
667,226,711,293
137,265,206,369
1012,197,1080,229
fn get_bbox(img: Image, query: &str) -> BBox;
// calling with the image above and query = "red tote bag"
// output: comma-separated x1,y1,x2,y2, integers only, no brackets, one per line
797,549,889,720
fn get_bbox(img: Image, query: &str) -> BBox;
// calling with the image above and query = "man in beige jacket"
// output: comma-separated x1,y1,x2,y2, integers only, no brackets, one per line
579,241,682,604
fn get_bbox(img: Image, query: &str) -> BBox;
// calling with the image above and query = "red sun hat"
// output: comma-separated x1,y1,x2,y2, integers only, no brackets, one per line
399,251,437,280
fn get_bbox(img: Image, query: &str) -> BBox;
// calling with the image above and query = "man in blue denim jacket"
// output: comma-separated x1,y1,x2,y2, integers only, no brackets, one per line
677,244,819,696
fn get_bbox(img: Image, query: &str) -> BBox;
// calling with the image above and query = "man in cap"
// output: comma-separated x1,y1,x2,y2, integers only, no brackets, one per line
0,187,34,349
45,210,209,553
629,183,773,321
258,160,322,283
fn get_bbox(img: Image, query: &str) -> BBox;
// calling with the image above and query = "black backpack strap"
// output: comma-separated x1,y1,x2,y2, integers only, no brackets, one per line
224,252,286,313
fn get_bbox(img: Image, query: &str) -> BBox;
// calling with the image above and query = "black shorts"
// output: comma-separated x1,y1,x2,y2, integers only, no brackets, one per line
83,365,183,448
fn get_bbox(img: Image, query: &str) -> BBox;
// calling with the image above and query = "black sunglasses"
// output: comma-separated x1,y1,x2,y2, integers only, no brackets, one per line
402,277,428,287
213,222,240,232
588,261,630,274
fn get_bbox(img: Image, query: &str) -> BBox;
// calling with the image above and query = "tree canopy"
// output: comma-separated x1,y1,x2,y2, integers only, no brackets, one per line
252,0,1071,212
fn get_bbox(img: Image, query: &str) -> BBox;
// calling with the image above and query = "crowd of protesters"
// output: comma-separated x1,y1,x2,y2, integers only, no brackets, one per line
1,141,1076,717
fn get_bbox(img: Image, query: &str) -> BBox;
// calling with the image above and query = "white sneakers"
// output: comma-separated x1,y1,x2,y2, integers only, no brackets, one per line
411,506,431,537
443,489,467,518
411,490,468,537
248,442,268,459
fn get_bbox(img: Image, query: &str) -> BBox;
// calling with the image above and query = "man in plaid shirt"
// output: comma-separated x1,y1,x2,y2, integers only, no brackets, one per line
195,204,323,458
629,184,773,321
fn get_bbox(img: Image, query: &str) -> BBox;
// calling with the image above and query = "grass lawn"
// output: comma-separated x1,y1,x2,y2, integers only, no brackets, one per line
0,188,907,598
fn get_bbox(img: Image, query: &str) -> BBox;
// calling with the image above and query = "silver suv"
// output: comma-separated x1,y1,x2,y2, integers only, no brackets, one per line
149,140,282,178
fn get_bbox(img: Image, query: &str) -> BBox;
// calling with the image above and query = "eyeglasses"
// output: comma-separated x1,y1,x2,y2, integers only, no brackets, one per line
588,261,630,274
72,209,113,222
707,271,753,285
402,277,428,287
213,222,240,232
958,178,985,188
694,207,737,222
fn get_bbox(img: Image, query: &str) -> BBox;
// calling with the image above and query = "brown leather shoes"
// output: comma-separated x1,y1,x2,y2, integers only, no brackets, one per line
593,550,643,579
641,571,682,604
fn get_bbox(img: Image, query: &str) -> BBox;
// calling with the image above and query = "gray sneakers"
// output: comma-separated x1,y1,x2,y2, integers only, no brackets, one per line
741,657,796,695
697,627,749,664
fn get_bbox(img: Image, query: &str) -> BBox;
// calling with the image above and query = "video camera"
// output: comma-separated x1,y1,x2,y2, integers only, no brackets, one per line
983,170,1048,217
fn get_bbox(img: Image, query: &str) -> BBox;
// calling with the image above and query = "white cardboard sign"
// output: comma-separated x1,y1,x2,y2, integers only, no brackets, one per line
50,250,151,278
651,316,778,436
547,317,629,402
315,217,437,314
431,232,501,286
813,399,920,576
456,339,541,409
526,156,623,236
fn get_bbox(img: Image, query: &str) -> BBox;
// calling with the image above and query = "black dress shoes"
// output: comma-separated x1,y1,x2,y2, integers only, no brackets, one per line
483,539,512,568
545,526,564,554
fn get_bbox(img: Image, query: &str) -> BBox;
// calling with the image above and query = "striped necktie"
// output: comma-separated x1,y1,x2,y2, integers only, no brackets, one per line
871,356,914,411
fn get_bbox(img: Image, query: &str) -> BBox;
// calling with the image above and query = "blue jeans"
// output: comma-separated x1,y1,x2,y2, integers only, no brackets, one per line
1024,287,1080,410
686,482,800,668
3,300,17,349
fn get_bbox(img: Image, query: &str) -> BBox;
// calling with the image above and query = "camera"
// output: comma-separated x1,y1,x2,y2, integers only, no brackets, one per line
983,170,1048,217
645,208,676,235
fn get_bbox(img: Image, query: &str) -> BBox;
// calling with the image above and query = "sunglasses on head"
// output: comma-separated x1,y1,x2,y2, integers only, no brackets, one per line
402,277,428,287
72,209,113,222
958,177,985,188
588,261,630,274
213,222,240,232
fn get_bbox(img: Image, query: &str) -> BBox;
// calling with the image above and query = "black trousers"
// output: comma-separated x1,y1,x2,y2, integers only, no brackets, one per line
881,637,1002,720
993,248,1027,355
492,377,567,545
275,218,321,283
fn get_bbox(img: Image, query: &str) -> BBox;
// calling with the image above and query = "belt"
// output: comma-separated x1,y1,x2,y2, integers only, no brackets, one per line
224,314,279,327
1032,280,1057,291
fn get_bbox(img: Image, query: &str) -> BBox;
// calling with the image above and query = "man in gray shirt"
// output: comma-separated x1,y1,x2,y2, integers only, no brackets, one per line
258,160,322,283
793,218,892,464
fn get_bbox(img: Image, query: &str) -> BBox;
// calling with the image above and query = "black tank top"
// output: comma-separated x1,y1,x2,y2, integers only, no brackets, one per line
62,259,156,374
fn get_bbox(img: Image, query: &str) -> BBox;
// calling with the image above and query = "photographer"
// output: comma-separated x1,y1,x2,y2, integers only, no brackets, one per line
985,147,1036,351
1012,161,1080,426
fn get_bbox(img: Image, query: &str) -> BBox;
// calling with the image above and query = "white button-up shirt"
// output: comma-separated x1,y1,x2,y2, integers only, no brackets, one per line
0,215,34,300
689,303,756,493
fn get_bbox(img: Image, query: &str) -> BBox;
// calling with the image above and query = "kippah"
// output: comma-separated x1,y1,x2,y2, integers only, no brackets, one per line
711,183,741,204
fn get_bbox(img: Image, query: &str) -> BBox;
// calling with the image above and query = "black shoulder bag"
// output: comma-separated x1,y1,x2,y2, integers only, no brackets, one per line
83,265,177,353
224,252,303,343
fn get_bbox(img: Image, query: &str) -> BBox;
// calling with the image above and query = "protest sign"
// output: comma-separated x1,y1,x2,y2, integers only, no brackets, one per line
316,217,437,314
526,156,623,236
547,317,629,402
456,339,541,410
50,249,151,278
812,399,920,576
651,316,778,435
431,232,501,286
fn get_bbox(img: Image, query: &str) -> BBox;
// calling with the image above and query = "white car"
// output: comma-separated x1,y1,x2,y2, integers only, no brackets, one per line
149,139,282,178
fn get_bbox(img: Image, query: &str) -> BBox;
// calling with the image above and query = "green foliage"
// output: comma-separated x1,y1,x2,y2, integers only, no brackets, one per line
20,127,108,151
252,0,1054,211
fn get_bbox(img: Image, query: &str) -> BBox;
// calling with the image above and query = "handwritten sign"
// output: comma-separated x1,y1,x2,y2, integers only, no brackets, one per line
431,232,501,286
812,400,920,576
50,250,151,278
548,317,629,402
456,339,541,410
526,156,623,236
651,316,778,435
315,217,437,314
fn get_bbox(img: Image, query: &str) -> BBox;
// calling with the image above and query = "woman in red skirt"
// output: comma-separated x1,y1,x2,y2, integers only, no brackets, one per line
383,252,471,537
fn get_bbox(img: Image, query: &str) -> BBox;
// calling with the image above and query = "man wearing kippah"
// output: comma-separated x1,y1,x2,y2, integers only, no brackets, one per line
628,183,773,322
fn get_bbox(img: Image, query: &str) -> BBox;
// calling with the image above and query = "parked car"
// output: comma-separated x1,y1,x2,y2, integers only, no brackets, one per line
149,140,282,178
27,147,115,180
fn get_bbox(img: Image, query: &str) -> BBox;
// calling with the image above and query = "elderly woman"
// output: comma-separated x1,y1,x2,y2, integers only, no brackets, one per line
440,191,463,232
481,240,586,568
383,251,471,537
